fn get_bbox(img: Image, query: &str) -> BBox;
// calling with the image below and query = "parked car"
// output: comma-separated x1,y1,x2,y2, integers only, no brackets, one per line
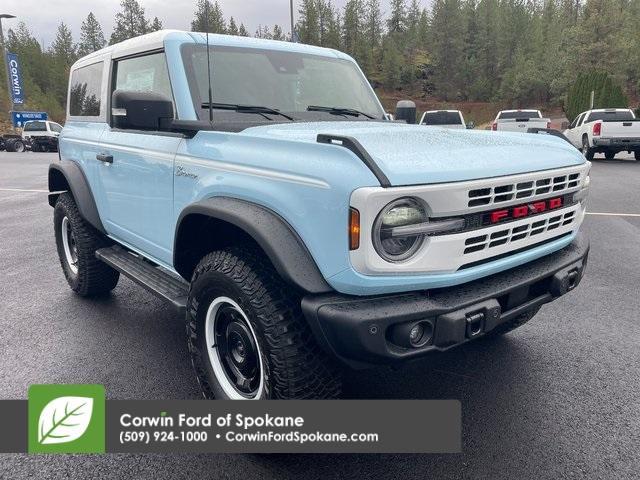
49,31,590,400
22,120,62,152
419,110,467,129
563,108,640,160
492,109,551,132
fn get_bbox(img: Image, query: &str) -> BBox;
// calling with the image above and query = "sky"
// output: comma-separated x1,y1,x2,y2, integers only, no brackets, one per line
0,0,428,50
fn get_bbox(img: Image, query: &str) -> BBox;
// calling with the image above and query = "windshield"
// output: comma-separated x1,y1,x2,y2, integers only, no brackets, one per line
586,110,635,122
24,121,46,132
182,44,384,120
422,111,462,125
498,111,541,120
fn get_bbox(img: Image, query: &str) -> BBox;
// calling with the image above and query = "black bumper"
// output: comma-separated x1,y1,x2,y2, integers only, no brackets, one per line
592,138,640,149
302,233,589,368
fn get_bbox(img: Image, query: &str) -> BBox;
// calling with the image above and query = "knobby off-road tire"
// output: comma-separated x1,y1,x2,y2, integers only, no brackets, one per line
482,306,541,339
187,247,342,399
54,193,119,296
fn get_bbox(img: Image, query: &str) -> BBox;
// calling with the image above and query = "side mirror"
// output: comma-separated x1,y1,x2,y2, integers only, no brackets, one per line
466,121,475,129
112,90,173,131
395,100,417,124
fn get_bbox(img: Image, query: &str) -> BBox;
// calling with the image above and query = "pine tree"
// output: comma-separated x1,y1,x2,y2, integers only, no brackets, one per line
228,17,239,36
430,0,465,100
110,0,150,44
150,17,163,32
78,12,106,57
191,0,226,33
272,25,285,41
297,0,320,45
238,23,249,37
51,22,77,67
364,0,383,73
342,0,367,65
387,0,407,35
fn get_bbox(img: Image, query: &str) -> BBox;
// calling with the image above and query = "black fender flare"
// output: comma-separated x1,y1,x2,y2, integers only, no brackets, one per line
174,197,332,294
48,161,105,233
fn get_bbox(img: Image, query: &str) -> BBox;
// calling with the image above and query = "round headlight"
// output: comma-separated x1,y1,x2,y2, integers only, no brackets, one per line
372,197,427,262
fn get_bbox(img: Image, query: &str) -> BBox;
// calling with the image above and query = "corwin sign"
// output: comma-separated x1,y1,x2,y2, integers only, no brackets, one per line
6,52,25,104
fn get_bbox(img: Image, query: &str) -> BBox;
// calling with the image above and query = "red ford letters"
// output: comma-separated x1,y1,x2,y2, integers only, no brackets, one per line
488,197,563,224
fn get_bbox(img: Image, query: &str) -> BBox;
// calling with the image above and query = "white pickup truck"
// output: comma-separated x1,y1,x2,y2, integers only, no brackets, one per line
563,108,640,160
492,110,550,133
419,110,467,129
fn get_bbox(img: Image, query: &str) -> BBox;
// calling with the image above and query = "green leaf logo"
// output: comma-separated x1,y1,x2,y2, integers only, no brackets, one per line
37,396,94,445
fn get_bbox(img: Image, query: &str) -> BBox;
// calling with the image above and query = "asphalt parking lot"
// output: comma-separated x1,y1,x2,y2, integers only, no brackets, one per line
1,151,639,479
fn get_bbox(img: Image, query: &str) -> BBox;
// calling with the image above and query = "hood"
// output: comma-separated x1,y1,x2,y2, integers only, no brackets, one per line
241,121,586,186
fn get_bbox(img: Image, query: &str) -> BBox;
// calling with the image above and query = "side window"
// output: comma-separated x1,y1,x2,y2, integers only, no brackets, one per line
69,62,104,116
568,114,580,129
50,123,63,133
113,52,173,107
577,113,587,126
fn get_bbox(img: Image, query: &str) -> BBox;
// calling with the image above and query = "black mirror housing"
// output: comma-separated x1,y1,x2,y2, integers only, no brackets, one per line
395,100,417,124
112,90,174,130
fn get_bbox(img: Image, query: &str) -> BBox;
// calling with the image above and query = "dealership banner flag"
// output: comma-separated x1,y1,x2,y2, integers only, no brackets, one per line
6,52,25,104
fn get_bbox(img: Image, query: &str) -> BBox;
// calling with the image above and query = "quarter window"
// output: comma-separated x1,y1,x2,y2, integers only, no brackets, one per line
69,62,103,116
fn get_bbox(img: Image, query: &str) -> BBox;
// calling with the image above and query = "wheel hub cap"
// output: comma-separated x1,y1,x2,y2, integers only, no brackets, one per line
205,297,264,399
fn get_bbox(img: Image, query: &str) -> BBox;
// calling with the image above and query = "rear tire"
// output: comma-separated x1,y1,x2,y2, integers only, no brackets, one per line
581,136,594,160
634,151,640,161
483,306,541,339
187,247,342,399
54,193,119,296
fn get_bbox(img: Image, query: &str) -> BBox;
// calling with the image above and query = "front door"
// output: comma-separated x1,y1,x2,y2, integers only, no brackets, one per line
95,51,180,267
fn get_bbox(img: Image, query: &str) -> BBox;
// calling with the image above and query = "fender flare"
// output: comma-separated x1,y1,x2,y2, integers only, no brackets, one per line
48,161,105,233
174,197,332,294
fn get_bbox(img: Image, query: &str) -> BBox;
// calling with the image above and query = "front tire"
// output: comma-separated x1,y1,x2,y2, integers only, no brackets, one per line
187,247,342,399
54,193,119,296
604,150,615,160
6,139,25,152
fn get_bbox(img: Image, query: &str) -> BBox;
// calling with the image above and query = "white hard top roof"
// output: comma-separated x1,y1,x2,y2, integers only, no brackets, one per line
73,29,350,69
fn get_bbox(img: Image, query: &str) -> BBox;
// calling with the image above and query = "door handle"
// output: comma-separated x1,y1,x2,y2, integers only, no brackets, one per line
96,153,113,163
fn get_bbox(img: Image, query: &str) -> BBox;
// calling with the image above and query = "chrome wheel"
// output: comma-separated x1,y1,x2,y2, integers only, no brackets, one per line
205,296,264,399
61,216,78,274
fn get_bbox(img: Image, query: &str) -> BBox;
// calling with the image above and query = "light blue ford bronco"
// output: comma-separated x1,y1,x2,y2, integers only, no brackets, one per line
49,31,590,399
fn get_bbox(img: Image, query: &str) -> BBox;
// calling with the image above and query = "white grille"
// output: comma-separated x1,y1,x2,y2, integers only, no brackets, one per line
464,210,576,254
468,172,581,208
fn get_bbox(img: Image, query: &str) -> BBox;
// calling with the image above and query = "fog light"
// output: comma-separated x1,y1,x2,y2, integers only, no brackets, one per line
409,324,424,345
389,320,433,348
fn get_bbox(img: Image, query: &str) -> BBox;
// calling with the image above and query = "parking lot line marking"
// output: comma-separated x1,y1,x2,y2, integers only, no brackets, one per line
586,212,640,218
0,188,49,193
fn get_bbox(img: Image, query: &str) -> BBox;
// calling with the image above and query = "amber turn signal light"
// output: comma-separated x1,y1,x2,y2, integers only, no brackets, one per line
349,207,360,250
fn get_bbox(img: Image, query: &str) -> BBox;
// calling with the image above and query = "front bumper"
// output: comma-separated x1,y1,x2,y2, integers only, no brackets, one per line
302,232,589,368
592,137,640,149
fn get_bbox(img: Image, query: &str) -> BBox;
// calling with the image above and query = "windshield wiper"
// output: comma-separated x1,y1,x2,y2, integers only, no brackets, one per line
306,105,376,119
201,102,295,121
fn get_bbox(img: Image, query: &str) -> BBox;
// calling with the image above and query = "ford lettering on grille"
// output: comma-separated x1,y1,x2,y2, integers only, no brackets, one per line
487,197,563,224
